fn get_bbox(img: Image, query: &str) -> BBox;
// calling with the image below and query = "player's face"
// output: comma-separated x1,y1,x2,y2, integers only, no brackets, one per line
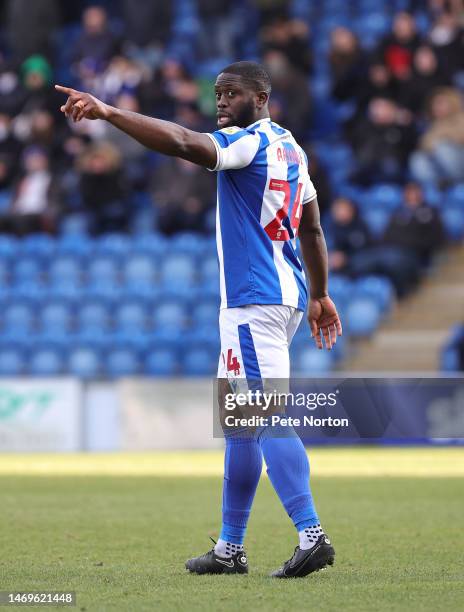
214,74,258,129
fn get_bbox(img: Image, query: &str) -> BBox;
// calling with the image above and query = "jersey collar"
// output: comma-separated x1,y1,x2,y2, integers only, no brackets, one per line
246,117,272,130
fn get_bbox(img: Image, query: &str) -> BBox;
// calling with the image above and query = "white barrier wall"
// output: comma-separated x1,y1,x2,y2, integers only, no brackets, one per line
0,378,82,451
0,378,221,452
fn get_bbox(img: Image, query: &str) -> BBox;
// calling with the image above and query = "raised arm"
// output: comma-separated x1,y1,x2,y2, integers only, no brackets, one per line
298,197,342,350
55,85,217,169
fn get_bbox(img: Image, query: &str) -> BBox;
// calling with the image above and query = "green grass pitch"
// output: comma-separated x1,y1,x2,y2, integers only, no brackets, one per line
0,448,463,611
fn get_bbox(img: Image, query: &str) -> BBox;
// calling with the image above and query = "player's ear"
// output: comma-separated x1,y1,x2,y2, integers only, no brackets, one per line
256,91,269,109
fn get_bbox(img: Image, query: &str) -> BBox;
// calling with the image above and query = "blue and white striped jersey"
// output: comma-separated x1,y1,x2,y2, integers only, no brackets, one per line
206,118,317,312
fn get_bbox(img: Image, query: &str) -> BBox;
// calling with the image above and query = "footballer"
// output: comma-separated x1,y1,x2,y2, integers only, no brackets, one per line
56,60,342,579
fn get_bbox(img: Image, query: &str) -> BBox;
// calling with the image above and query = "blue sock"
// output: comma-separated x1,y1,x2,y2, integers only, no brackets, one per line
219,435,263,545
258,423,319,531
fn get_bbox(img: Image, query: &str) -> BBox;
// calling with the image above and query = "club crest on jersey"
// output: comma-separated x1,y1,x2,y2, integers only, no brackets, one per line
220,126,241,134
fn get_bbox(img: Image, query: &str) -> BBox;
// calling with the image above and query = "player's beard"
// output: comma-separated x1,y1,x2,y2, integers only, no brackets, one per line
231,99,256,129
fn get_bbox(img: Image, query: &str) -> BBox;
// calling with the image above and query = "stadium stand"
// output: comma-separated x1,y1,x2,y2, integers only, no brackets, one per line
0,0,462,376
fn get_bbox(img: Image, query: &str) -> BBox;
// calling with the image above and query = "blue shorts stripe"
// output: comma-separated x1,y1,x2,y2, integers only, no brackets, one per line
237,323,262,380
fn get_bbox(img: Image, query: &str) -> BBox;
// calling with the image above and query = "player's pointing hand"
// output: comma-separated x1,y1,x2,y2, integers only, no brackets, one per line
55,85,111,122
308,296,343,350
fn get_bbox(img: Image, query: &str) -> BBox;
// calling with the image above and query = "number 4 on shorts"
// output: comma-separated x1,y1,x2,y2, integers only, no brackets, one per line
226,349,240,376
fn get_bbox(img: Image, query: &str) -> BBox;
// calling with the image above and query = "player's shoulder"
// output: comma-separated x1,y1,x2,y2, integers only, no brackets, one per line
211,125,259,148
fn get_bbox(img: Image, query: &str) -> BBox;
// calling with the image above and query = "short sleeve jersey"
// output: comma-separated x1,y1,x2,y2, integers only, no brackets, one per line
205,118,317,311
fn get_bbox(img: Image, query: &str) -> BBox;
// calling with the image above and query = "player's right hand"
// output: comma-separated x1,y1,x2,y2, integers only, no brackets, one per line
55,84,111,122
308,295,342,350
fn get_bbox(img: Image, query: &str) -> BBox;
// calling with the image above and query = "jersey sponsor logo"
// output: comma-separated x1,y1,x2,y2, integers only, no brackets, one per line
220,126,241,134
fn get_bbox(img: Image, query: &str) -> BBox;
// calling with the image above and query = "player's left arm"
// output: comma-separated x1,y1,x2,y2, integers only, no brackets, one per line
298,196,343,350
55,85,217,169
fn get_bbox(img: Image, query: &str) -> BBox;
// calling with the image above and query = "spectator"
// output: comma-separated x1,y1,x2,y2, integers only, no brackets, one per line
0,146,59,235
19,55,62,118
77,142,129,234
377,12,421,80
0,113,22,190
196,0,235,61
251,0,291,25
151,157,216,236
409,87,464,185
428,11,464,78
330,28,367,101
72,6,121,74
400,45,451,113
383,182,446,265
356,63,395,110
304,148,332,218
5,0,60,63
349,97,417,185
121,0,172,52
263,50,312,140
261,17,312,76
328,197,371,274
327,197,421,296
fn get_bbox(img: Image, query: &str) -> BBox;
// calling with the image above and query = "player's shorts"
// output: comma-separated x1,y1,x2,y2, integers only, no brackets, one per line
217,304,303,382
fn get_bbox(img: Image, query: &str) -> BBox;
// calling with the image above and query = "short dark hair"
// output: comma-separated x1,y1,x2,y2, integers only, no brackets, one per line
220,61,272,94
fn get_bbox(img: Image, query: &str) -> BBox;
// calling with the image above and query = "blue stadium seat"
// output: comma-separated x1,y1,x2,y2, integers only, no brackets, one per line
182,347,217,376
199,254,219,284
0,260,9,286
115,302,148,333
0,348,24,375
13,258,43,284
3,303,35,333
362,208,392,237
442,207,464,240
78,301,111,331
68,347,101,379
367,184,403,211
346,298,381,337
183,326,220,355
355,276,394,313
73,329,111,351
55,235,93,259
45,282,82,306
191,301,219,327
48,257,82,286
447,183,464,207
105,348,140,378
60,214,89,236
124,254,157,286
34,329,69,352
10,280,44,306
153,301,188,330
170,233,207,257
111,330,150,353
160,254,196,286
131,233,167,259
21,234,56,260
96,233,131,258
85,281,121,305
40,302,73,333
144,348,178,376
293,346,333,375
29,348,63,376
87,256,119,286
0,235,18,260
327,275,353,308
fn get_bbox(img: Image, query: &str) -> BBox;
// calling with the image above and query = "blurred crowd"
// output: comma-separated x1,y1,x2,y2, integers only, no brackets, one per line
0,0,461,291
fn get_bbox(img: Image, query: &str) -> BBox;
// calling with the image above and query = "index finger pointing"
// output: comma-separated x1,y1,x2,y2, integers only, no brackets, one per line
55,84,74,95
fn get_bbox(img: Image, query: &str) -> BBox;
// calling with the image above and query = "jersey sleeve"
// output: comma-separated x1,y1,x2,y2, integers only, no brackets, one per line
205,127,261,171
302,173,317,205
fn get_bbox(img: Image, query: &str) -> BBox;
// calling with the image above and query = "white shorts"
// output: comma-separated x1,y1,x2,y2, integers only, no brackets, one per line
217,304,303,380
